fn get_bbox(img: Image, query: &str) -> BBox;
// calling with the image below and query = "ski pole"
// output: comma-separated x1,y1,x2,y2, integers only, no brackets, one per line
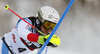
4,5,46,36
37,0,75,54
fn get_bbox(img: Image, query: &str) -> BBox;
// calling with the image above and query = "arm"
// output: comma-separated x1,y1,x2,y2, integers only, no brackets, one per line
17,18,60,46
17,18,38,42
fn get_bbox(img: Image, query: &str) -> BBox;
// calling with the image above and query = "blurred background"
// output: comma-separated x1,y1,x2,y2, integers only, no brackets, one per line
0,0,100,54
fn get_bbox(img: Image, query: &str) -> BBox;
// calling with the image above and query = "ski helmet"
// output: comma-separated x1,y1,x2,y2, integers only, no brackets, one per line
38,6,60,30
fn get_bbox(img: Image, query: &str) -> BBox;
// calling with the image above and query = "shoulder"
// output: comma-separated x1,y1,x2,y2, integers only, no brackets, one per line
16,17,32,28
17,18,32,24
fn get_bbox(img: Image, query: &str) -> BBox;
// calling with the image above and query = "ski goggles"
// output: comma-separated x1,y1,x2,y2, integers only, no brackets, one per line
42,21,56,30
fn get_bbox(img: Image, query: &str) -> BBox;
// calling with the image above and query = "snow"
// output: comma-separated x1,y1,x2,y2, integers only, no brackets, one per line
28,48,85,54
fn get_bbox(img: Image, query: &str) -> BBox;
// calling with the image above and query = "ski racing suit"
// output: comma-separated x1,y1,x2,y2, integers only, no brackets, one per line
0,17,48,54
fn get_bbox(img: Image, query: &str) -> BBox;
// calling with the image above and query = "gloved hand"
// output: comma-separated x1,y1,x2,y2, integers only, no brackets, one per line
38,34,60,47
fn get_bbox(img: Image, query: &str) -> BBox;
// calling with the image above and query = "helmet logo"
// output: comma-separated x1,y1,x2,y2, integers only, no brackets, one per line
48,15,52,19
48,14,59,20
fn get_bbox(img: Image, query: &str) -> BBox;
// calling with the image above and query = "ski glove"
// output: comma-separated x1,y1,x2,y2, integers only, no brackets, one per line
38,34,60,47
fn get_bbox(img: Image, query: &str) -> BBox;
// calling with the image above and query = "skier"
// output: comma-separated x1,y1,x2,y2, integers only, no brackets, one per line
0,6,60,54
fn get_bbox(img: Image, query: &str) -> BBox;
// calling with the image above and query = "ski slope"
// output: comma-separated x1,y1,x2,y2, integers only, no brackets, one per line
28,48,84,54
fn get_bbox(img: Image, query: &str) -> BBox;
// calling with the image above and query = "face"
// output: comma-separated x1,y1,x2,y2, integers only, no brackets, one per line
40,25,52,35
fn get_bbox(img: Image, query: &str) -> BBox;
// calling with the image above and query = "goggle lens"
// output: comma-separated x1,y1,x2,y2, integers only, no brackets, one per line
43,21,56,30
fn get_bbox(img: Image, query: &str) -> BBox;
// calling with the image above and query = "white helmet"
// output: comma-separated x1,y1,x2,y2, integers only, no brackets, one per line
38,6,60,24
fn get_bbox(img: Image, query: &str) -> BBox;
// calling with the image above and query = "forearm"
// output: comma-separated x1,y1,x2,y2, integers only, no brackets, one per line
17,18,39,42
